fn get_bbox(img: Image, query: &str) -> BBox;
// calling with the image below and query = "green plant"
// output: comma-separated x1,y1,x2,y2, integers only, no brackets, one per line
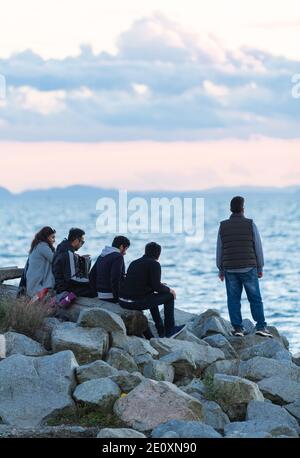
47,404,126,428
0,294,48,339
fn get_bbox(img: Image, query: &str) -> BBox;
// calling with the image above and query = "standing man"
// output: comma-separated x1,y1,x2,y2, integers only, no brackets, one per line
217,196,273,338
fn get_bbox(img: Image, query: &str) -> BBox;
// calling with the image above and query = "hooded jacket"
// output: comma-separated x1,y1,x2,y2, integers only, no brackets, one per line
89,246,125,300
52,239,90,294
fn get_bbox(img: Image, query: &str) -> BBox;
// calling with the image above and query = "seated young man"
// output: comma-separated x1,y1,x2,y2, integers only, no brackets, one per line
89,236,130,303
53,228,96,298
119,242,185,339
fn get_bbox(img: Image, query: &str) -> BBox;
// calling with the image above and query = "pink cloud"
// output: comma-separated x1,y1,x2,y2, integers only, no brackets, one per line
1,138,300,193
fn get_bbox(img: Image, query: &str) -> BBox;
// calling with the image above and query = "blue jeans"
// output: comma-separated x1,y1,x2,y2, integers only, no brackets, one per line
225,268,267,331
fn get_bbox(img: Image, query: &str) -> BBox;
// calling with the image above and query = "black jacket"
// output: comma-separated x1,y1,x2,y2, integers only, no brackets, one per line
120,255,170,300
52,239,90,294
89,247,125,300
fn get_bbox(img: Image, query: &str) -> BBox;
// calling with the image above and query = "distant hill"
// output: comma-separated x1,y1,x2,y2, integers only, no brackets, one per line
0,184,299,201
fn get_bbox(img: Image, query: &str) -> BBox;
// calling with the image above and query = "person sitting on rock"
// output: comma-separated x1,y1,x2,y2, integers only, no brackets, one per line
23,226,56,299
217,196,273,338
119,241,185,339
89,235,130,303
53,228,96,299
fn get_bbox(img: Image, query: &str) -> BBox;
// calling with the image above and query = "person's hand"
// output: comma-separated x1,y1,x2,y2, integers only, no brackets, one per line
258,272,264,279
169,288,177,300
219,273,225,282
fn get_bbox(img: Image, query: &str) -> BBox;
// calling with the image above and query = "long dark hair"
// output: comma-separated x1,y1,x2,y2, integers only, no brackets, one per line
29,226,56,254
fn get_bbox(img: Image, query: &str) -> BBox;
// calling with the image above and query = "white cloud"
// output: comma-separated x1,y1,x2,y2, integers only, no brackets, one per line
10,86,66,115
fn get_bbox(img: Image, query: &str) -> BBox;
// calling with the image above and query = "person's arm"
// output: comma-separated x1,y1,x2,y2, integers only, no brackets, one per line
52,252,69,292
111,255,125,300
150,262,171,294
39,243,54,263
216,227,224,280
253,222,264,276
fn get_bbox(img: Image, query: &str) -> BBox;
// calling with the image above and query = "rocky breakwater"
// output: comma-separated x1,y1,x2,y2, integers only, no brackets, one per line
0,301,300,439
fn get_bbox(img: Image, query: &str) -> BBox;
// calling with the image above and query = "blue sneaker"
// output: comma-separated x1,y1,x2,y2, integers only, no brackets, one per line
166,325,186,339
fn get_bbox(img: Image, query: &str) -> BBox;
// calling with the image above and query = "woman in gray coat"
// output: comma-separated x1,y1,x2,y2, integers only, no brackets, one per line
26,227,56,298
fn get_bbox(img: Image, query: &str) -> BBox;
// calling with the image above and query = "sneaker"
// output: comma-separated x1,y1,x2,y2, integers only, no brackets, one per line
232,329,245,337
256,328,273,338
166,325,186,339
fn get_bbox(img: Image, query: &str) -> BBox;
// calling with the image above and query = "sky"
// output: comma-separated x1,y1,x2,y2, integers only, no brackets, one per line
0,1,299,191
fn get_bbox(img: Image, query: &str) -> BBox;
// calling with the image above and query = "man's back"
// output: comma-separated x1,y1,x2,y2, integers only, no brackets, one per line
120,255,169,300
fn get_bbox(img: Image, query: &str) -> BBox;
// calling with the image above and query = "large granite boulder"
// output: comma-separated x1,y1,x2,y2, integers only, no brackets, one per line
258,377,300,405
203,334,238,359
114,379,204,432
189,310,232,339
201,400,230,432
77,308,126,334
76,360,118,384
51,322,109,364
0,351,78,427
224,420,298,438
212,374,264,421
73,378,121,412
143,359,175,383
0,425,98,438
106,348,139,373
238,357,300,382
34,318,61,351
3,332,48,357
246,401,299,434
109,371,145,393
204,360,239,378
152,420,222,438
112,333,159,360
160,351,198,380
285,400,300,422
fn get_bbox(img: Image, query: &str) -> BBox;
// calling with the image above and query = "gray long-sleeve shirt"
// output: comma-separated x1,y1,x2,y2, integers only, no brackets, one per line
26,241,55,297
216,222,264,274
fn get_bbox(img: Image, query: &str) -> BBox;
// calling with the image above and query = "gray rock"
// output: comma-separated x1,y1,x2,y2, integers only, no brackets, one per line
174,329,204,344
247,401,299,433
212,374,264,421
76,360,118,384
133,353,154,372
239,339,287,361
190,310,233,339
3,332,48,357
97,428,146,439
292,353,300,367
242,319,256,335
203,334,237,359
77,308,126,334
258,377,300,404
150,338,224,372
201,400,230,431
109,371,145,393
143,360,175,383
51,322,109,364
106,348,139,373
180,379,206,397
0,351,78,427
34,318,61,351
238,357,300,382
227,333,288,356
0,425,98,438
274,351,293,362
152,420,222,438
73,378,121,412
225,420,298,438
112,333,159,360
285,400,300,422
226,431,272,439
160,351,197,379
204,360,240,378
114,379,204,432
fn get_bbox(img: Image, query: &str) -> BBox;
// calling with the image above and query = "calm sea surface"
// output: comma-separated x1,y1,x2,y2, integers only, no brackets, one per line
1,192,299,352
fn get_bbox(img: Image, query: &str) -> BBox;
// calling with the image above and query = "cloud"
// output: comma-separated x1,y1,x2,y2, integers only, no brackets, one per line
0,13,299,141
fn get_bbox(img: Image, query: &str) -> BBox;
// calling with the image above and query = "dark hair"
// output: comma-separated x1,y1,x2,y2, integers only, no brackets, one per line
145,242,162,259
30,226,56,254
231,196,245,214
68,228,85,242
112,236,131,249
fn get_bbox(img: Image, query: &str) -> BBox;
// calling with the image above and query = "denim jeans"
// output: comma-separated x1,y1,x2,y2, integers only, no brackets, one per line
225,267,267,331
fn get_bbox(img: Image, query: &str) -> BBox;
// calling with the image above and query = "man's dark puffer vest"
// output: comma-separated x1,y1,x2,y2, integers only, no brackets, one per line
220,215,257,270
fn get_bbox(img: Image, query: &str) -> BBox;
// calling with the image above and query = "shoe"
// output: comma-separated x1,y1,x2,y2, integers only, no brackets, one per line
166,325,186,339
256,328,273,338
232,329,245,337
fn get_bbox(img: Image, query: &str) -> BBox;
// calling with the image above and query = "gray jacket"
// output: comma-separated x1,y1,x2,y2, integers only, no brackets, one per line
26,242,55,297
